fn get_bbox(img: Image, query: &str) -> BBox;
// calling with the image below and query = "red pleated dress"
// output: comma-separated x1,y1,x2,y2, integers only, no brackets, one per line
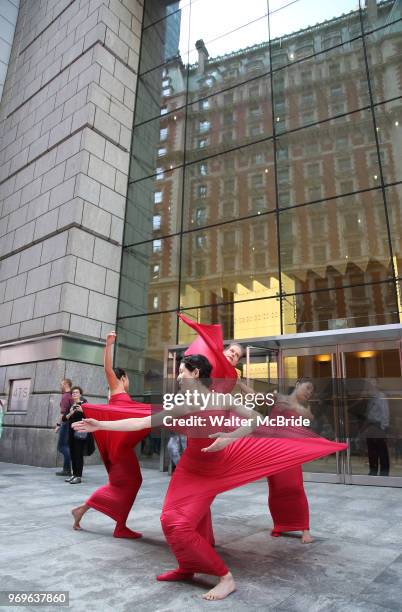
82,394,150,533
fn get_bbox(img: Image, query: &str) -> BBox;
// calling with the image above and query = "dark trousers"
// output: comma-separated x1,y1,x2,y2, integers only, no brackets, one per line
69,435,86,478
367,437,390,476
57,422,71,472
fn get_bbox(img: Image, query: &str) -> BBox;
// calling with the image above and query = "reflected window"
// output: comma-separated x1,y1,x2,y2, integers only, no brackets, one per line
160,128,168,141
254,252,266,269
195,234,207,249
278,168,290,184
195,260,206,276
195,207,206,225
337,157,352,172
198,138,208,149
223,201,236,217
224,178,235,193
152,264,160,279
197,184,207,198
154,191,162,204
224,92,234,105
156,167,164,180
152,239,162,253
200,99,210,110
153,214,161,230
251,196,265,212
199,120,210,132
157,147,166,157
279,191,291,207
152,295,159,310
199,163,208,176
160,106,168,115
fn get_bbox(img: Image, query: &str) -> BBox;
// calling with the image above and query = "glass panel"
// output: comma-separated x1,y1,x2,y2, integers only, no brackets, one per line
130,108,185,182
361,0,402,35
183,141,276,230
364,21,402,105
116,311,178,394
185,75,272,161
143,0,191,29
124,167,183,246
342,351,402,477
269,0,361,62
375,99,402,185
180,214,279,309
272,38,368,133
279,191,393,291
118,236,180,318
179,297,281,343
386,184,402,277
282,282,399,334
134,64,188,126
188,1,268,66
276,109,380,207
139,4,191,75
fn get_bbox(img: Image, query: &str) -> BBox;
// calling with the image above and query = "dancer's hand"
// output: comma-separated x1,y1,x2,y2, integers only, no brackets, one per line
106,331,117,346
201,436,232,452
72,418,100,433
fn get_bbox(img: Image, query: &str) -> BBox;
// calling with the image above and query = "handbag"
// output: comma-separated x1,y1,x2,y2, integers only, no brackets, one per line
74,430,88,440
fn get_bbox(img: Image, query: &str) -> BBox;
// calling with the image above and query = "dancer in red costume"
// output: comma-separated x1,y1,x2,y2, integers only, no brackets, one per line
268,380,314,544
179,313,313,543
71,332,150,538
73,352,347,600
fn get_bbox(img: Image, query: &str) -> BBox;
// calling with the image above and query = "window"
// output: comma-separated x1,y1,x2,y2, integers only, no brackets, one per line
251,196,265,213
199,120,210,132
279,191,290,207
152,239,162,252
249,125,262,137
195,234,207,249
253,224,265,241
223,201,235,217
337,157,352,172
249,105,261,119
308,186,322,201
160,127,168,141
154,191,162,204
152,264,160,279
254,252,266,269
157,147,166,157
195,207,206,225
277,169,289,184
277,147,289,161
199,98,210,110
223,256,236,271
249,84,260,98
195,260,205,276
313,245,327,261
306,162,320,177
197,184,207,198
251,174,263,189
156,167,164,180
224,178,235,193
153,214,161,230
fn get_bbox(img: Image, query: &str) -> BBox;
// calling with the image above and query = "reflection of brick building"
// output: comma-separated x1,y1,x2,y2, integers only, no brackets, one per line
120,0,402,371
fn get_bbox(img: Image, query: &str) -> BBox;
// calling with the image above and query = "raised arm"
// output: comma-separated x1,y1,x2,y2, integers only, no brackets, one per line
104,331,120,393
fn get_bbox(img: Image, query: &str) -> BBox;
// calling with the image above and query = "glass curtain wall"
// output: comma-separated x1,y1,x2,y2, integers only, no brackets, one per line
116,0,402,396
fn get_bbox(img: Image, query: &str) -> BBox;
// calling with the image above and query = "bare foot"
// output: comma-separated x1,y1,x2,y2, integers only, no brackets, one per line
71,504,88,530
157,568,194,581
301,530,313,544
113,525,142,539
202,572,236,601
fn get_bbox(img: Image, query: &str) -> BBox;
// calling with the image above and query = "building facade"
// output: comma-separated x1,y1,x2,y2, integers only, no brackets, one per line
0,0,401,479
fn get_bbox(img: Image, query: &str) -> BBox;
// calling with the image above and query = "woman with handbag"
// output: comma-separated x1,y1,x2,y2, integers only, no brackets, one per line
62,386,92,483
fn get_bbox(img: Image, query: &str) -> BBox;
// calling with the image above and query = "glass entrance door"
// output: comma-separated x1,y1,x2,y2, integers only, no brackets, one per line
340,342,402,485
282,347,343,483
